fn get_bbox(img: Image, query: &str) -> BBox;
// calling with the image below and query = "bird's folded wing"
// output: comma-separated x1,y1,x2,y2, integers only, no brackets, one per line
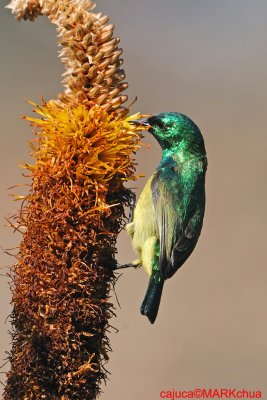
151,159,201,279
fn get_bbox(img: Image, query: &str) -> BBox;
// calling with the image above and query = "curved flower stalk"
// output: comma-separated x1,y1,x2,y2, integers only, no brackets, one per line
7,0,129,113
4,1,148,399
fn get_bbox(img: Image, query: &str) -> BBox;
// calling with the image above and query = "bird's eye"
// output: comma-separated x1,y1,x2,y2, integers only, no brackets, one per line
157,120,165,129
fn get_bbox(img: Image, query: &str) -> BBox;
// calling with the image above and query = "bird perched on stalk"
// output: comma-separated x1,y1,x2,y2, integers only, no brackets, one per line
125,112,207,324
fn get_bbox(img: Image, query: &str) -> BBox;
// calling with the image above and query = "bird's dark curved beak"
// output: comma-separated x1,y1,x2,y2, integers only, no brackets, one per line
133,118,151,127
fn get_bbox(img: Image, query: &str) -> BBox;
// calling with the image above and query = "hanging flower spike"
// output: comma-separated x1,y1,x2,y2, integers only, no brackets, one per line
4,0,149,398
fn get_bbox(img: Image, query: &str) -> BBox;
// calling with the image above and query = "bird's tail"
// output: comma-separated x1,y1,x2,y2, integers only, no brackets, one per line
140,272,164,324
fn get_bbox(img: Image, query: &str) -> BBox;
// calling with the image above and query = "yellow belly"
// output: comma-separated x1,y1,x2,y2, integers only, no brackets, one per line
125,175,158,276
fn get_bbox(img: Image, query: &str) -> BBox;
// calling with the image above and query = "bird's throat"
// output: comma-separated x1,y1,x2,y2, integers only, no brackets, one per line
162,139,206,169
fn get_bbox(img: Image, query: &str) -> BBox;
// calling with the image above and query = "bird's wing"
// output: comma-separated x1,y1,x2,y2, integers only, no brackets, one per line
151,158,203,279
165,207,202,278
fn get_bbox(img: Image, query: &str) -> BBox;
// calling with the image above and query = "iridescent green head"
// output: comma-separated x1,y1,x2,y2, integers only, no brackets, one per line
144,112,205,152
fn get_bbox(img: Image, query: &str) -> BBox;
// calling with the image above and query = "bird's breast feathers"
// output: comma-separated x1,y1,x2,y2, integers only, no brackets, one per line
131,175,157,251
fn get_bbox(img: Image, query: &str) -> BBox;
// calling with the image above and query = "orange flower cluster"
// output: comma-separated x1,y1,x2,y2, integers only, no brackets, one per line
4,102,145,399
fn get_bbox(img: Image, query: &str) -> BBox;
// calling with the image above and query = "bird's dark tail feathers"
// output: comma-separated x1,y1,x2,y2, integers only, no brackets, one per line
140,272,164,324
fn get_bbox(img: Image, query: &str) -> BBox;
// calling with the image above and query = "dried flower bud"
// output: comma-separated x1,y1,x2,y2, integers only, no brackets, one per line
89,86,100,97
76,25,86,39
94,71,105,84
93,50,105,62
83,32,92,46
98,57,111,70
104,65,117,78
100,23,114,34
76,50,87,62
87,45,97,55
88,65,97,79
111,48,123,63
109,87,121,98
96,93,109,105
97,30,114,45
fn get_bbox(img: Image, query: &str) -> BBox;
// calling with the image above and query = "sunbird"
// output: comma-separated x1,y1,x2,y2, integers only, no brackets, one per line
125,112,207,323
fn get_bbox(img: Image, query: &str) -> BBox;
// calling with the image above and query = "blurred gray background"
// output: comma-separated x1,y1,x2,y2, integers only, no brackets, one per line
1,0,267,398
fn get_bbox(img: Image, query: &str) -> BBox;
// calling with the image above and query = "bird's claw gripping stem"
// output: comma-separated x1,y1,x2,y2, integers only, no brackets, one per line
115,263,136,270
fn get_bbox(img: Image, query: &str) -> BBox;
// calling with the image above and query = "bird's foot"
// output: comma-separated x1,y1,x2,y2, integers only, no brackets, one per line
115,263,136,270
115,259,142,270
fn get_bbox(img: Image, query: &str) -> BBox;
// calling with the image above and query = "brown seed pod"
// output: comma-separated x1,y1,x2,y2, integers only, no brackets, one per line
104,77,113,87
81,62,90,73
113,70,126,82
111,48,123,63
109,87,121,98
76,50,87,62
100,23,115,34
104,65,117,78
118,82,129,91
101,38,117,50
101,102,112,112
88,65,98,79
89,86,101,97
75,12,84,24
76,74,88,86
97,57,111,70
63,23,75,31
93,71,105,84
70,42,84,53
93,50,105,63
76,25,86,39
87,45,97,55
83,32,92,46
85,20,93,31
96,92,109,105
77,90,88,102
97,30,114,45
99,15,109,25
